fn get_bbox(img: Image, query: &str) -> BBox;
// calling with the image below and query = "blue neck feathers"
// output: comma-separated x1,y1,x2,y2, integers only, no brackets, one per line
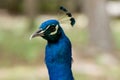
45,29,74,80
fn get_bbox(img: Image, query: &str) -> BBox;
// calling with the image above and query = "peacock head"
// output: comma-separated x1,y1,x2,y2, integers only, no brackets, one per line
30,6,75,42
30,19,62,42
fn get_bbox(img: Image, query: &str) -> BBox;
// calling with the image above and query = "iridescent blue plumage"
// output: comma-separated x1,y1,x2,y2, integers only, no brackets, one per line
31,19,74,80
30,6,75,80
39,20,59,30
42,20,74,80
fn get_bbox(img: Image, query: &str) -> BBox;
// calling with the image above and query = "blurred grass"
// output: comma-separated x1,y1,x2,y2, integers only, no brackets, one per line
0,30,46,66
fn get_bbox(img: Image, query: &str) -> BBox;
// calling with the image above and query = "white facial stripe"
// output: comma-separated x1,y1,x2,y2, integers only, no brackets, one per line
39,24,58,35
50,25,59,35
39,30,44,34
38,25,50,34
44,25,51,31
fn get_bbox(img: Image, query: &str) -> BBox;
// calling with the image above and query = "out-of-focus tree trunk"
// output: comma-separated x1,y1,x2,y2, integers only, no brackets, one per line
24,0,37,31
83,0,113,53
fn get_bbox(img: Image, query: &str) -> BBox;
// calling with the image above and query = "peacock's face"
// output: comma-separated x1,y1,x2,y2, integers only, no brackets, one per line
30,6,75,42
30,19,62,42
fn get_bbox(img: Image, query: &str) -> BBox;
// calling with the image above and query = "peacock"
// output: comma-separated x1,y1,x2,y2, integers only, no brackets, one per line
30,6,75,80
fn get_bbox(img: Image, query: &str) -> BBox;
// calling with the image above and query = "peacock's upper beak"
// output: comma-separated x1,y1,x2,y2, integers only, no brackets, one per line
29,29,44,40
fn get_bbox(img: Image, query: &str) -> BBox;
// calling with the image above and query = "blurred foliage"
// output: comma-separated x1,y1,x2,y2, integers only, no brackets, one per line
0,0,82,15
38,0,63,14
0,30,45,66
0,0,23,14
111,19,120,49
0,0,118,15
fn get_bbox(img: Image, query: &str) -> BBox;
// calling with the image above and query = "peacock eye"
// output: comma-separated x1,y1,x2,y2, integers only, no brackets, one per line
48,25,56,32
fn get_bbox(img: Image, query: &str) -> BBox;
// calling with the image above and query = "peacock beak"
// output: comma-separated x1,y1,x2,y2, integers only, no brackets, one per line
29,29,44,40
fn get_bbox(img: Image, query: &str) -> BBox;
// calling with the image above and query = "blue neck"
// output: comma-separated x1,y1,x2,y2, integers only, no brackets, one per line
45,29,74,80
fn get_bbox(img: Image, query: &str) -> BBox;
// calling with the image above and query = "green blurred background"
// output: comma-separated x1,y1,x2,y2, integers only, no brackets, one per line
0,0,120,80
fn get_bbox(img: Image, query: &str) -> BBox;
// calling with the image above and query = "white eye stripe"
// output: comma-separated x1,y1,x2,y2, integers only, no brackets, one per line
38,25,51,34
39,24,58,35
40,24,55,32
45,24,55,31
45,25,51,31
39,30,44,34
50,25,59,35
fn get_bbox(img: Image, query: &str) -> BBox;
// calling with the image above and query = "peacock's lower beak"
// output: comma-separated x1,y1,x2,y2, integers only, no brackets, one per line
29,29,44,40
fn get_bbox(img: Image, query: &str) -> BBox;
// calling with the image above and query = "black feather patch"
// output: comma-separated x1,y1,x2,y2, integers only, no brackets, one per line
66,13,72,17
60,6,68,12
70,18,75,26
